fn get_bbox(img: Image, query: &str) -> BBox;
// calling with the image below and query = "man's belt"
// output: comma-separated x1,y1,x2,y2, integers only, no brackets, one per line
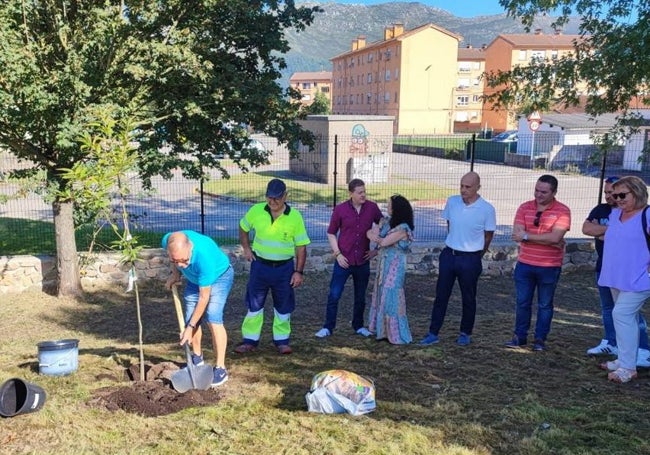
445,247,481,256
253,253,294,267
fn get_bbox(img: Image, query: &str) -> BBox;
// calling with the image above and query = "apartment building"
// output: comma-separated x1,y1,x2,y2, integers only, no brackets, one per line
482,31,582,132
289,71,333,107
454,45,486,132
330,23,461,135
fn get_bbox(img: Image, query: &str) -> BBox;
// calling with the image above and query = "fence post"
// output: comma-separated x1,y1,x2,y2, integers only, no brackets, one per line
597,133,609,205
470,133,476,171
333,134,338,209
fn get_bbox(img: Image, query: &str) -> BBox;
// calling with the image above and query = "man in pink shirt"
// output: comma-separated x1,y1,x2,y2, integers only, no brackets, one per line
506,174,571,351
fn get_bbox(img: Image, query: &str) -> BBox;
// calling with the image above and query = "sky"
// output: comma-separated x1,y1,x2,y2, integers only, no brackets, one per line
332,0,509,18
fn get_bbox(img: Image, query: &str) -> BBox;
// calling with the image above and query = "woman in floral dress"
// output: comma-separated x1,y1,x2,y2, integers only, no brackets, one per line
367,195,414,344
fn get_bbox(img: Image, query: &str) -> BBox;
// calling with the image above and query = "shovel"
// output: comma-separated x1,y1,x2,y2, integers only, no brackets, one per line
170,285,214,392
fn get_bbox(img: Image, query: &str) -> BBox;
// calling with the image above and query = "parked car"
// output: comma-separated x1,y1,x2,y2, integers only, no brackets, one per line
215,138,266,159
491,130,518,143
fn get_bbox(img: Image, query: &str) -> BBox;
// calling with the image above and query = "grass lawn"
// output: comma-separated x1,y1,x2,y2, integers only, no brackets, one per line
202,172,454,205
0,217,165,255
393,136,471,149
1,270,649,454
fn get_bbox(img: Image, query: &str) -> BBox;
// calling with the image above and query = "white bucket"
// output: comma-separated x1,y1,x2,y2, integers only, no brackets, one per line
37,339,79,376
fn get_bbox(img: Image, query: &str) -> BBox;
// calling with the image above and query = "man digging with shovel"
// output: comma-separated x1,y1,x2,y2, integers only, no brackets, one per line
164,230,234,388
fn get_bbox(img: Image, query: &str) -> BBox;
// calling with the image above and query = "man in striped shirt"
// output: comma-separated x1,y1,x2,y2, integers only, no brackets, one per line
506,174,571,352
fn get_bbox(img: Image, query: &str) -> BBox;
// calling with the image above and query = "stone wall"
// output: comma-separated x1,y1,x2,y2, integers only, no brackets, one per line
0,241,597,294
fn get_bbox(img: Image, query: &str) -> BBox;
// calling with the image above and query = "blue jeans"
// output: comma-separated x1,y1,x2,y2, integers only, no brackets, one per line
428,248,483,335
513,262,562,342
184,265,234,324
596,272,649,350
324,262,370,331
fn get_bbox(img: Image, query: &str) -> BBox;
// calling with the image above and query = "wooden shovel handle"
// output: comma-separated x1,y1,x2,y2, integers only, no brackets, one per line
171,285,186,332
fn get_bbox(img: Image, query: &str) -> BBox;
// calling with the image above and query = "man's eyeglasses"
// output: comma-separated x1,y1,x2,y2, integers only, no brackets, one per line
169,257,190,265
612,191,631,200
533,211,543,227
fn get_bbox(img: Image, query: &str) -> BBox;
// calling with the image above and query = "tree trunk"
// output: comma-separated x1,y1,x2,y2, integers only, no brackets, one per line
53,200,82,297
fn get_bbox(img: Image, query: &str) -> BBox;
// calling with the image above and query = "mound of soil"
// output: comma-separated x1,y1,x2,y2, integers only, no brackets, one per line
88,362,221,417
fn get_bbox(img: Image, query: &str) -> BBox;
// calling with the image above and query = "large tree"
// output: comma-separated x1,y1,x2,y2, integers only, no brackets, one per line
0,1,319,296
485,1,650,122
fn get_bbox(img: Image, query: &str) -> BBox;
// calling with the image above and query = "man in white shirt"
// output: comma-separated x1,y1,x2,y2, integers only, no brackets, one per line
420,172,496,346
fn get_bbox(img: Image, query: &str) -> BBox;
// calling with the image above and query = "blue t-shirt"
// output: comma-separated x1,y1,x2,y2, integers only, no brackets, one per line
162,230,230,287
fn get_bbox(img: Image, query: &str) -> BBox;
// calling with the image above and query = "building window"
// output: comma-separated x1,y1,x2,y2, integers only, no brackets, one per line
551,50,559,60
518,50,527,61
530,50,546,61
367,73,372,83
394,68,399,80
394,92,398,103
302,82,311,89
301,94,311,101
385,69,391,81
473,61,481,70
457,78,470,89
458,62,471,72
472,94,481,103
321,86,330,93
367,93,372,104
349,95,353,105
472,78,480,86
456,95,469,106
384,91,390,103
368,53,373,63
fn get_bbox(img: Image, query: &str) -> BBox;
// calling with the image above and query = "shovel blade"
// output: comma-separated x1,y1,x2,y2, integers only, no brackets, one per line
171,344,214,392
171,365,213,392
171,368,194,393
191,364,214,390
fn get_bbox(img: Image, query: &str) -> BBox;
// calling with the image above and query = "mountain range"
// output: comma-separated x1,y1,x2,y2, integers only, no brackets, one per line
281,1,580,86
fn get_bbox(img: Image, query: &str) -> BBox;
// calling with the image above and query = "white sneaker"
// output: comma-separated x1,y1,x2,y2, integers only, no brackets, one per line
315,328,331,338
637,348,650,367
356,327,372,337
586,339,618,355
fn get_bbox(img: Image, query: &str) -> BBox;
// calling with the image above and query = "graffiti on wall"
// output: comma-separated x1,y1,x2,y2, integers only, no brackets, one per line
350,124,370,155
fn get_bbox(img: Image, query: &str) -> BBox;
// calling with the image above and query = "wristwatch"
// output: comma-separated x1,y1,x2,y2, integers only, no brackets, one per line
522,233,529,242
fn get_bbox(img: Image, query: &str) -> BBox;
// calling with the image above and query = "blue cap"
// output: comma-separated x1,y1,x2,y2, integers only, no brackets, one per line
266,179,286,198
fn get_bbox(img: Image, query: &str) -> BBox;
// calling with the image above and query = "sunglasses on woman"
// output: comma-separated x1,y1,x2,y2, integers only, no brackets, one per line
611,191,631,200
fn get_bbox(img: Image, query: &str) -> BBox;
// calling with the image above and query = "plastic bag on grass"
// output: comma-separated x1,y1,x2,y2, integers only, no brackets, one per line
305,369,375,416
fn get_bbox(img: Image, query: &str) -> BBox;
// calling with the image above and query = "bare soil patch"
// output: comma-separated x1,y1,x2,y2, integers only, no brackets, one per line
89,381,221,417
88,361,222,417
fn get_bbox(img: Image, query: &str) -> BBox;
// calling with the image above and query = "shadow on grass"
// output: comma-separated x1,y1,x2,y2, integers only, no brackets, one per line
17,270,650,453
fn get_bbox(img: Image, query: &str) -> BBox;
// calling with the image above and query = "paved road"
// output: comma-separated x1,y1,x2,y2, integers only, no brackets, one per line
1,141,605,245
